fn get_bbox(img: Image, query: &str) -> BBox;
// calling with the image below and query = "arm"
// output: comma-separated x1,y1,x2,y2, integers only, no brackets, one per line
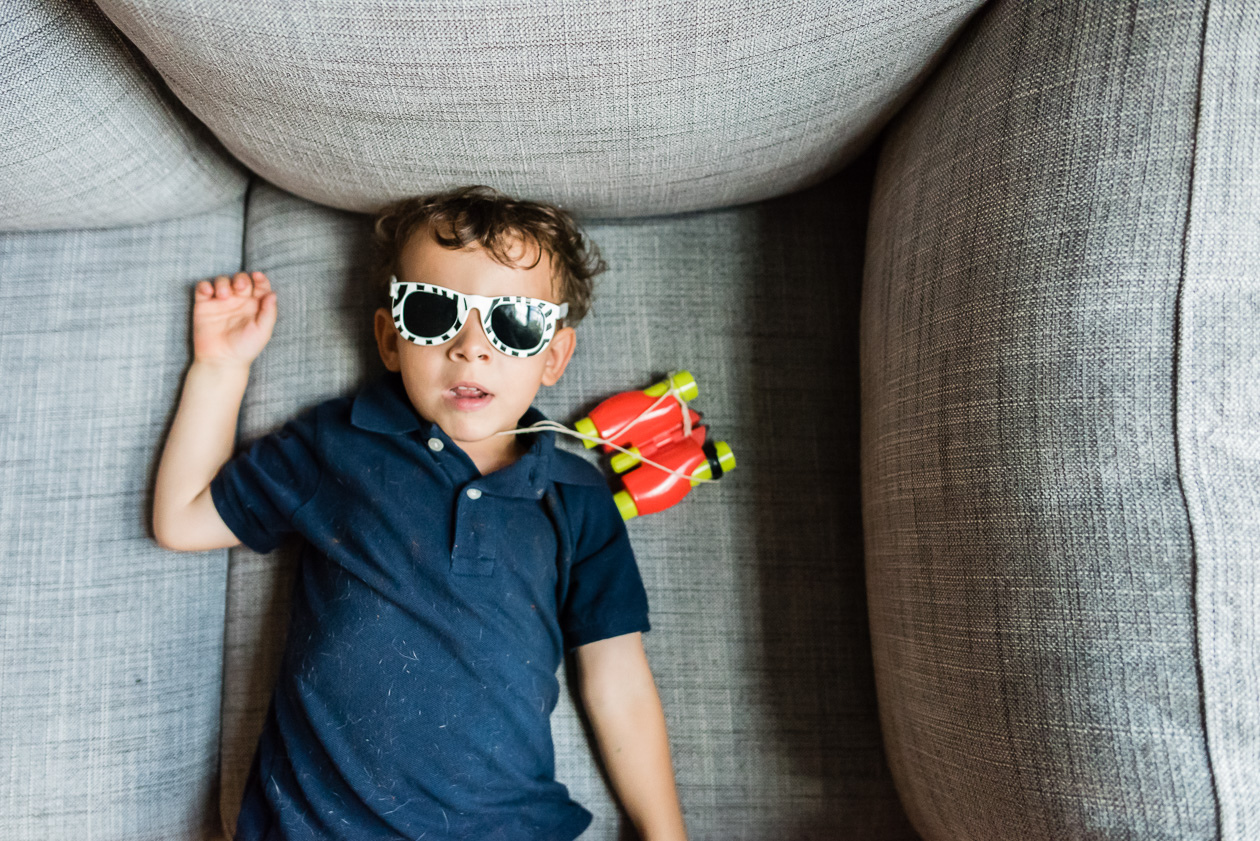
152,271,276,552
575,632,687,841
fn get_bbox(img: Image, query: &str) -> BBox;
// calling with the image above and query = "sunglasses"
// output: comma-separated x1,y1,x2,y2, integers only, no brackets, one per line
389,277,569,358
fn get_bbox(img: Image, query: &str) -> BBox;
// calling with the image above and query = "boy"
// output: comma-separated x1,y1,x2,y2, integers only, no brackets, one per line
153,186,688,841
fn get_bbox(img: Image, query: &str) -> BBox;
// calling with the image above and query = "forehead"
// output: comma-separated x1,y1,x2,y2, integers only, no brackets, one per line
398,226,557,302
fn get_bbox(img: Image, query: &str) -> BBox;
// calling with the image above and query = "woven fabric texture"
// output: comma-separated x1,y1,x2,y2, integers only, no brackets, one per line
217,165,919,839
93,0,981,218
863,0,1258,838
1178,4,1260,838
0,0,247,231
0,205,244,839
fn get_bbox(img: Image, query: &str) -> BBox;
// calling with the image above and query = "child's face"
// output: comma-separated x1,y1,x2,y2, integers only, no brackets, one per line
373,226,577,471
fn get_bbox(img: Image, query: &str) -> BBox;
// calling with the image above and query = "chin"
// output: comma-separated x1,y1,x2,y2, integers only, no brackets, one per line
442,409,511,439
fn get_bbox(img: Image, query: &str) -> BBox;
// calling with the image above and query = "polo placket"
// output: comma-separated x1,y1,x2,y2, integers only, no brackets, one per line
420,424,552,578
451,486,497,575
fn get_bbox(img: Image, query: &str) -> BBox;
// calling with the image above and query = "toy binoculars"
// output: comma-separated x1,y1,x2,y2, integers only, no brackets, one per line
575,371,736,520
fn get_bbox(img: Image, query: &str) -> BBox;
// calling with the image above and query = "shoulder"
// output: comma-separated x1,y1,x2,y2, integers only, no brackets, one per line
271,394,347,440
311,393,356,432
548,450,629,549
550,448,607,488
235,393,355,468
283,391,363,439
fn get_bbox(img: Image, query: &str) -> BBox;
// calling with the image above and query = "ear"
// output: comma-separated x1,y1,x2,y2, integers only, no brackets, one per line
540,326,577,387
374,307,401,372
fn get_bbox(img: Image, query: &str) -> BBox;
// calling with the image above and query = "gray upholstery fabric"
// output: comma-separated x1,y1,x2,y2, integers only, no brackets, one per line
0,205,244,839
862,1,1258,839
0,0,248,232
1178,4,1260,838
94,0,982,218
220,164,919,839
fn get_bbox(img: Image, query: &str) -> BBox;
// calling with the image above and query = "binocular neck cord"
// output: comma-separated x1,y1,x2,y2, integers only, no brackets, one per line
495,370,714,485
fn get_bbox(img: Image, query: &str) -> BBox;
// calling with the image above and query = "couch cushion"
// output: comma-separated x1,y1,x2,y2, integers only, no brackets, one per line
93,0,983,218
218,165,918,838
0,0,248,231
1177,3,1260,835
862,1,1258,838
0,204,244,839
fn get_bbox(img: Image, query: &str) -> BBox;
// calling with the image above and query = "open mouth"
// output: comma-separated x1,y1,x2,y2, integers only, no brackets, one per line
446,383,494,410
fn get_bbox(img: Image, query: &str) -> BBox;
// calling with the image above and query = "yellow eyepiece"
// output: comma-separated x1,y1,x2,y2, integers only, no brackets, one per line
574,415,599,448
614,490,639,521
643,370,698,402
610,447,642,474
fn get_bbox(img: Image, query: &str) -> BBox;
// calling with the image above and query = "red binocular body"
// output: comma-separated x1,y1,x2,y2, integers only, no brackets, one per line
575,371,735,519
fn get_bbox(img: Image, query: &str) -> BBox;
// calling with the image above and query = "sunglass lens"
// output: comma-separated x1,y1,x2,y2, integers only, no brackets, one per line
490,302,547,352
402,290,459,338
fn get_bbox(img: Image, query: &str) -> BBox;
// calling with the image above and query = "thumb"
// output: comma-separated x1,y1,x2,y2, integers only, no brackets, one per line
256,292,277,327
251,292,278,343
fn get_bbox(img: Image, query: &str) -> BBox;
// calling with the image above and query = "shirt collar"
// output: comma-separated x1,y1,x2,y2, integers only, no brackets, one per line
350,371,426,435
350,372,602,495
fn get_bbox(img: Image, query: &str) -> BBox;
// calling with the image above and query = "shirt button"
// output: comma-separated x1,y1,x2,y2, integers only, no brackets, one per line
466,488,482,500
428,438,444,452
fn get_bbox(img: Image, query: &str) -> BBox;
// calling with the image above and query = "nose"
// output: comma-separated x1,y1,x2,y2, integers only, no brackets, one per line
447,308,493,361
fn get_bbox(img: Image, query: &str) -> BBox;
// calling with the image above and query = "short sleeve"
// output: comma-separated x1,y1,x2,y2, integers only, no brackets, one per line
560,486,651,650
209,408,322,554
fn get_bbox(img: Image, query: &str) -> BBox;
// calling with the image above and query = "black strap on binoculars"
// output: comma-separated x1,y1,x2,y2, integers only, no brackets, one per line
701,441,724,481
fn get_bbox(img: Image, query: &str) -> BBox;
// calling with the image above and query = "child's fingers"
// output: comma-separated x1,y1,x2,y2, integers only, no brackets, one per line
258,291,277,321
197,273,270,306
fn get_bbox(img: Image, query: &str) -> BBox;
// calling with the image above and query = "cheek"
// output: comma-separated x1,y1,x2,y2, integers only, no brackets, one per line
395,344,447,384
399,340,443,364
513,356,550,379
493,360,550,405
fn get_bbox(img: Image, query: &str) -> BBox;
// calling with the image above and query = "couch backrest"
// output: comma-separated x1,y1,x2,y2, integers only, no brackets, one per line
0,0,247,231
88,0,986,218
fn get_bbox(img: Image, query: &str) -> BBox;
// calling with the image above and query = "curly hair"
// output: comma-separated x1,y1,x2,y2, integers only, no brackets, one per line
371,185,606,328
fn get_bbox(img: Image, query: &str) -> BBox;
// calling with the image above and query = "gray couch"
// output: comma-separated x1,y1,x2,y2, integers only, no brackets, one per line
3,1,1257,839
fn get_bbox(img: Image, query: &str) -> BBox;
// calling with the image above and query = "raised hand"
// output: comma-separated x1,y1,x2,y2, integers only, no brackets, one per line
193,271,278,368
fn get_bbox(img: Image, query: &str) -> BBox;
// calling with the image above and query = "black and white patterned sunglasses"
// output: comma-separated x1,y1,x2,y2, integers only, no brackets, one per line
389,277,569,358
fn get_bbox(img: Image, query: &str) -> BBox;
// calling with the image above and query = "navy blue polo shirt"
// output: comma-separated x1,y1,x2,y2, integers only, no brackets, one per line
209,371,650,841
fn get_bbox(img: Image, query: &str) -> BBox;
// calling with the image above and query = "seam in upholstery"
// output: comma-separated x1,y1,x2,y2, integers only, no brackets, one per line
215,173,257,840
240,176,255,297
1171,2,1222,837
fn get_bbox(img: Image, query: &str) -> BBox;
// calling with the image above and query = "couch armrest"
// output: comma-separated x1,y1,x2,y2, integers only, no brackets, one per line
862,1,1259,838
